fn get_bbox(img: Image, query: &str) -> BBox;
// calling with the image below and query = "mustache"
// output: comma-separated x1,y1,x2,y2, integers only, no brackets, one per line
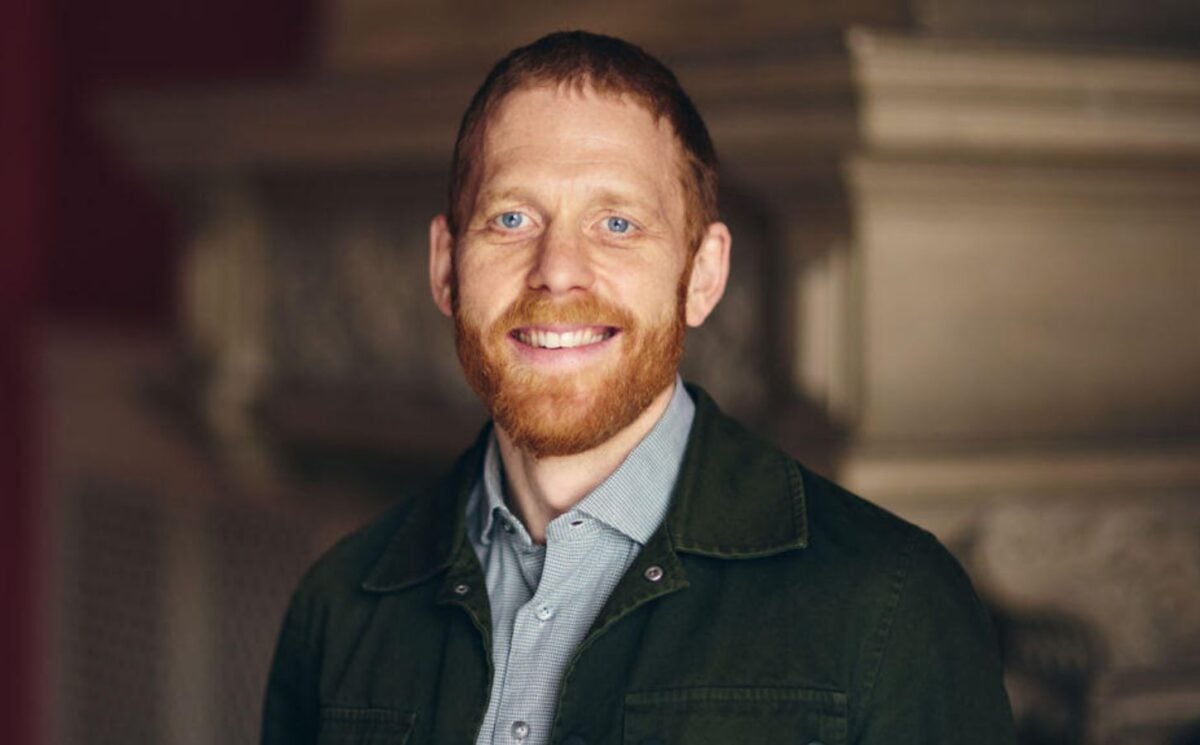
491,291,635,332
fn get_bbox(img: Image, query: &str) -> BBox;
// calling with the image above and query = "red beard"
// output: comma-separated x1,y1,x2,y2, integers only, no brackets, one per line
454,287,686,458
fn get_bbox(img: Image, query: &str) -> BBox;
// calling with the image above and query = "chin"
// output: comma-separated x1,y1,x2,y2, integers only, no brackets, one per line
454,293,685,457
492,368,672,459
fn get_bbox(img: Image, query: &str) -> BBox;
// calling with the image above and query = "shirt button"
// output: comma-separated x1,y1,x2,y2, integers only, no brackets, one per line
643,565,664,582
503,521,515,534
511,720,530,741
535,605,554,621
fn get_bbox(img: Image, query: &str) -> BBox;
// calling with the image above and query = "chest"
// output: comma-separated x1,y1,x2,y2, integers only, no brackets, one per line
316,555,866,745
557,558,853,744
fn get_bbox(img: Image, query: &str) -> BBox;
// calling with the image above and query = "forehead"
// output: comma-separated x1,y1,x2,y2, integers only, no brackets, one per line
476,85,686,205
485,84,673,143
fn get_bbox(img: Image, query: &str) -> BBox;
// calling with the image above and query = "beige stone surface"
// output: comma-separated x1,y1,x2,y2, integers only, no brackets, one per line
849,159,1200,442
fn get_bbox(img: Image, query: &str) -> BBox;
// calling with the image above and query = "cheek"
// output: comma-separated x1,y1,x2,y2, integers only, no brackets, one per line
602,276,682,324
597,252,687,306
455,252,521,318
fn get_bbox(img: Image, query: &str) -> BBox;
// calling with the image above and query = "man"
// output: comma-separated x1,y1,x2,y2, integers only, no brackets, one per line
262,31,1015,745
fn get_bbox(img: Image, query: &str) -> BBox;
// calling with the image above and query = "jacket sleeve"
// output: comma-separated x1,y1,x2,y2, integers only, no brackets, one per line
854,531,1016,744
261,587,321,745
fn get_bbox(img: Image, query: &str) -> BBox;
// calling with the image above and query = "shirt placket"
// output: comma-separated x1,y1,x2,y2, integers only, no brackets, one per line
493,516,598,745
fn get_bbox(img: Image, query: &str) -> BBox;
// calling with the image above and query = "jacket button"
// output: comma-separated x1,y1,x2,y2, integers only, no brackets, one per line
643,565,664,582
453,583,470,596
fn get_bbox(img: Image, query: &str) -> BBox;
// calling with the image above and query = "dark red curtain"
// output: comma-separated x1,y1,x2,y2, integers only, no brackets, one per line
1,2,312,742
1,0,49,741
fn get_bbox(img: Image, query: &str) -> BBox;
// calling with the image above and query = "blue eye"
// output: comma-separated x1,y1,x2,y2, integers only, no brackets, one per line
605,216,631,234
498,212,525,229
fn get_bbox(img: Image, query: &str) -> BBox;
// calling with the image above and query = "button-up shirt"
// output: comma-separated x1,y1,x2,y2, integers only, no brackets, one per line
466,379,695,745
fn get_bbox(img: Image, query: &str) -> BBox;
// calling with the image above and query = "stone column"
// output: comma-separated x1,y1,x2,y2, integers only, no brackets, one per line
843,30,1200,744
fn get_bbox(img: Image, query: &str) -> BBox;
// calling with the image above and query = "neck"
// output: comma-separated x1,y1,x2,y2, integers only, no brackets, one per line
494,379,676,544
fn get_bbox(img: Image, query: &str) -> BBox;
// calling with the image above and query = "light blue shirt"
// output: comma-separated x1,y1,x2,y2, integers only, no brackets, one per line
467,378,695,745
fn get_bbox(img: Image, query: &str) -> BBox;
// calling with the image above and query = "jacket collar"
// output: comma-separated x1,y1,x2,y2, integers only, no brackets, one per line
360,426,488,592
361,383,808,592
666,384,809,557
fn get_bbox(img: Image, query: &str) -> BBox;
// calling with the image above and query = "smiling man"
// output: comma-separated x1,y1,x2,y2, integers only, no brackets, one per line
262,32,1015,745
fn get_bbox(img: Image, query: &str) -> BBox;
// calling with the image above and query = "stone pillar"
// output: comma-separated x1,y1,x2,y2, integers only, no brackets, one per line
843,30,1200,744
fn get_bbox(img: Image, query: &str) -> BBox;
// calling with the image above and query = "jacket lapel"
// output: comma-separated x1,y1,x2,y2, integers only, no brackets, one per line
358,385,809,642
580,384,810,651
360,425,490,593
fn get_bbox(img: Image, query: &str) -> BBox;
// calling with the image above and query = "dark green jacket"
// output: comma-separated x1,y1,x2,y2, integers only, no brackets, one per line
263,387,1015,745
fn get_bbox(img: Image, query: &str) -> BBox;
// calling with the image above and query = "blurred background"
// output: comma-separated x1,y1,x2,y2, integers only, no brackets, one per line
3,1,1199,744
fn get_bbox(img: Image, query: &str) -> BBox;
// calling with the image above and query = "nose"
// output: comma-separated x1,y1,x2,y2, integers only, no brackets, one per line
527,224,595,295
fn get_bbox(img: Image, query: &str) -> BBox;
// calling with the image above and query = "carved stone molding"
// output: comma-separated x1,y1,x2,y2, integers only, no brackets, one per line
850,29,1200,157
319,0,906,73
101,52,856,180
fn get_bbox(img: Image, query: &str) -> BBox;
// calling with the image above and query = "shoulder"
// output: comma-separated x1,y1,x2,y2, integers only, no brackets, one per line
289,427,489,610
678,384,953,577
304,502,410,588
797,463,977,610
286,498,417,618
793,468,1011,738
799,465,930,562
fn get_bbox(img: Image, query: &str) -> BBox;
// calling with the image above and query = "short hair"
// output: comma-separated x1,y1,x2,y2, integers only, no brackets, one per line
447,30,719,250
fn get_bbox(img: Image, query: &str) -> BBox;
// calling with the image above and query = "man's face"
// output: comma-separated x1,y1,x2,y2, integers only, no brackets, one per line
436,85,698,457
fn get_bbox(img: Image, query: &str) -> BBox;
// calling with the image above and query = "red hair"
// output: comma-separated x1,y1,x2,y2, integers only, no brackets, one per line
447,30,719,250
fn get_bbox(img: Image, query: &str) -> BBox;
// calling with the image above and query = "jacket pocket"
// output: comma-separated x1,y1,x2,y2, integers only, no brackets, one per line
317,707,415,745
624,687,846,745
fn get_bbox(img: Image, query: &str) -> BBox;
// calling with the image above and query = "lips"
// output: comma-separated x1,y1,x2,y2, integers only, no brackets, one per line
511,326,618,350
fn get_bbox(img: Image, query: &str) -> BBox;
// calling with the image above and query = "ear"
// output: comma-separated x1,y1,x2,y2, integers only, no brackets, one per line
429,214,455,317
685,221,731,327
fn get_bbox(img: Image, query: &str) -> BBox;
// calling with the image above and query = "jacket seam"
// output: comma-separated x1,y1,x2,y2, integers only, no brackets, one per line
852,527,924,738
787,459,809,547
285,582,321,662
672,542,805,559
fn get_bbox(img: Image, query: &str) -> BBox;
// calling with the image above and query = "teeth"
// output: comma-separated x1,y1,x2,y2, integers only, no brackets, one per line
518,328,612,349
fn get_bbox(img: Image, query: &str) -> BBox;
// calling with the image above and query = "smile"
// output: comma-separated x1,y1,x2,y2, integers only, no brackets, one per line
512,326,617,350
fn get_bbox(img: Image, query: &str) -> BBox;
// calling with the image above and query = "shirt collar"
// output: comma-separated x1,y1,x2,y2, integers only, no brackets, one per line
469,376,694,548
360,382,808,594
574,377,693,544
467,435,517,548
